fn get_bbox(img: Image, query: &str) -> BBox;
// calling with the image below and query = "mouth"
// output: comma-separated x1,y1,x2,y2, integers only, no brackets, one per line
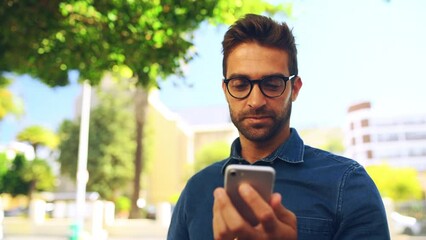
243,115,272,124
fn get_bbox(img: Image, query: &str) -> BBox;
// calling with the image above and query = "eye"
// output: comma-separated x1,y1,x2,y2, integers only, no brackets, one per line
229,78,250,92
262,76,284,91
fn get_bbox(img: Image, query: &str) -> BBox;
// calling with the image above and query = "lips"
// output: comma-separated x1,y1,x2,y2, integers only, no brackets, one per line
243,115,272,125
243,113,273,119
245,115,270,119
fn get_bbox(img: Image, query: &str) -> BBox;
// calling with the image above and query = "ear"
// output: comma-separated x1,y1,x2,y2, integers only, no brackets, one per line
291,76,303,102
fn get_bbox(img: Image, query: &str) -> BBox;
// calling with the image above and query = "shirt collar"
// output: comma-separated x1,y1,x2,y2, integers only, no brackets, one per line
222,128,305,173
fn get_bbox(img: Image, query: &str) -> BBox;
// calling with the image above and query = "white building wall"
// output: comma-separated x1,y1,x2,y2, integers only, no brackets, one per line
345,102,426,171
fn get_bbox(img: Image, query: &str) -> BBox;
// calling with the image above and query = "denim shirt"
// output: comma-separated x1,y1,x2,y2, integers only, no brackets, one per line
168,128,390,240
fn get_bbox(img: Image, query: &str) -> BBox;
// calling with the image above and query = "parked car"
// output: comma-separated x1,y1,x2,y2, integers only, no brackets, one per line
3,206,28,217
391,211,422,236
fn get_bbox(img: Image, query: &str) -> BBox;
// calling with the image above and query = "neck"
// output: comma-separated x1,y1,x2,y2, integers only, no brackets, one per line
240,127,291,164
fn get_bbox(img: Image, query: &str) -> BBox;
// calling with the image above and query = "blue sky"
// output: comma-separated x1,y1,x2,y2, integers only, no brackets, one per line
1,0,426,144
160,0,426,126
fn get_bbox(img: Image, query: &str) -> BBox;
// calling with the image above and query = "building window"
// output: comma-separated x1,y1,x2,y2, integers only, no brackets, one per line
406,132,426,140
350,122,355,130
408,148,426,157
352,137,356,146
361,119,369,128
377,133,399,142
362,135,371,143
366,150,373,159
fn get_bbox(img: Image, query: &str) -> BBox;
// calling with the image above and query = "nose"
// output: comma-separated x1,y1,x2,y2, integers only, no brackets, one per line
247,83,266,109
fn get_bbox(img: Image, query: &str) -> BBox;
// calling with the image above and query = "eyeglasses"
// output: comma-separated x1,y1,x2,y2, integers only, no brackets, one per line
223,74,296,99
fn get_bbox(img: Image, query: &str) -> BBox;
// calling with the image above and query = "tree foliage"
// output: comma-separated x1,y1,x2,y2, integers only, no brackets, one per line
0,79,23,121
195,141,230,172
0,0,286,87
22,158,56,197
1,154,29,196
366,164,423,201
16,125,59,155
0,152,9,191
1,154,54,197
57,81,135,200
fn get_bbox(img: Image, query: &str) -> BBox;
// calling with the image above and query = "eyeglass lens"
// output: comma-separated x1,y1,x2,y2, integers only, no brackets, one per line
227,76,287,98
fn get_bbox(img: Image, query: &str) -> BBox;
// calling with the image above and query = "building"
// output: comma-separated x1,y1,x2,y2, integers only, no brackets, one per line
344,101,426,171
145,92,237,204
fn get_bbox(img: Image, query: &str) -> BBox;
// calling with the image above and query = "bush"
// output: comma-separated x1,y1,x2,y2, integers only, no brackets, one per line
366,163,423,201
115,196,131,213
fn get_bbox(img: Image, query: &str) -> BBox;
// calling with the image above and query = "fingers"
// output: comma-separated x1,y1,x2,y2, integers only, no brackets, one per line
213,191,228,240
213,188,232,240
214,185,297,240
213,188,250,240
238,184,278,232
239,184,297,239
270,193,297,229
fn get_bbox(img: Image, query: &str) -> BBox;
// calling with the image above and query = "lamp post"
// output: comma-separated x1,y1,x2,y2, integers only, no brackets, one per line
72,80,91,239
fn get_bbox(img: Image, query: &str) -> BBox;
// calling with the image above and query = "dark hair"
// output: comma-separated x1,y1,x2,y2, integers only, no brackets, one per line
222,14,298,78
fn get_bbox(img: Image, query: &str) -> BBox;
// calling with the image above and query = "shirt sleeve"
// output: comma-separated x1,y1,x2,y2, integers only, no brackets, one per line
167,186,190,240
333,164,391,240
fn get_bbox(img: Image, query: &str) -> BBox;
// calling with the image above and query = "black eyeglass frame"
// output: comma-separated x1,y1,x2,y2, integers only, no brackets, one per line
223,74,296,99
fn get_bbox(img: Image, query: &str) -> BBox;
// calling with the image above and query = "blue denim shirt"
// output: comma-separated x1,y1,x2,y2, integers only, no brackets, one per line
168,128,390,240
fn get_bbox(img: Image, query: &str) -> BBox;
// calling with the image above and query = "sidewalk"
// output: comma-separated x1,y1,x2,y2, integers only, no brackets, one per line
4,237,165,240
4,236,165,240
2,217,168,240
4,217,425,240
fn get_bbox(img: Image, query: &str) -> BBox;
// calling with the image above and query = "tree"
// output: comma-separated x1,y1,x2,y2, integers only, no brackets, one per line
0,79,23,121
0,0,288,218
0,152,9,191
1,153,55,199
58,80,135,200
366,164,423,201
195,141,230,172
16,125,59,156
22,158,56,199
1,154,29,196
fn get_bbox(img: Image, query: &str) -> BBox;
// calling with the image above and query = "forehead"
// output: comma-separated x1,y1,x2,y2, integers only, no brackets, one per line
226,42,289,78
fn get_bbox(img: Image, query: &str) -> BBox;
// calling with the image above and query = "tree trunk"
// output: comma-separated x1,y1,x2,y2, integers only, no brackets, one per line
28,180,36,200
32,143,39,158
129,87,148,219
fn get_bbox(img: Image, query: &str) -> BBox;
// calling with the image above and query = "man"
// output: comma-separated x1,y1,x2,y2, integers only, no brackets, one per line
168,14,390,240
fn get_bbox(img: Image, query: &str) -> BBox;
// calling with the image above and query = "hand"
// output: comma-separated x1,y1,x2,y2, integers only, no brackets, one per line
213,183,297,240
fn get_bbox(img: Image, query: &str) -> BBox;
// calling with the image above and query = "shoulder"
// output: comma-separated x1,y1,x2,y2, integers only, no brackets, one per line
303,147,383,208
302,145,374,188
304,145,360,169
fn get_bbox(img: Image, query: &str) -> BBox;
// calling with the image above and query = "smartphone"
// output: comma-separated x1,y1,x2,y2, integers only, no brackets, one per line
224,165,275,226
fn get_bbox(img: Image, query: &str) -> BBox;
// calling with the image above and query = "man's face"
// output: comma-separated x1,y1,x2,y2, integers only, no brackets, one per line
223,42,301,143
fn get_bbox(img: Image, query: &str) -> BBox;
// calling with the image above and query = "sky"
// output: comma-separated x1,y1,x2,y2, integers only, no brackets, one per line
1,0,426,144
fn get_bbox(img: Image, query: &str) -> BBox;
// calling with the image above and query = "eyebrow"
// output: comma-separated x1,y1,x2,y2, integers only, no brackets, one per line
226,73,287,79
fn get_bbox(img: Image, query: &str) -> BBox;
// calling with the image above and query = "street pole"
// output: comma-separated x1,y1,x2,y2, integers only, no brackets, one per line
73,80,91,239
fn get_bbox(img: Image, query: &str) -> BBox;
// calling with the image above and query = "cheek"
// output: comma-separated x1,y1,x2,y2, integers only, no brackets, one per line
279,91,292,104
228,100,246,118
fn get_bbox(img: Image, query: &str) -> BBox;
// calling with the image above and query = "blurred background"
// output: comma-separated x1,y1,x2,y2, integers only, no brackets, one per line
1,0,425,239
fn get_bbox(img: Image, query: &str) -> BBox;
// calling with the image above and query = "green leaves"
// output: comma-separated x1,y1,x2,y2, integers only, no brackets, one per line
366,164,423,201
0,154,55,196
195,141,230,172
1,0,286,88
0,80,24,121
16,125,59,153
